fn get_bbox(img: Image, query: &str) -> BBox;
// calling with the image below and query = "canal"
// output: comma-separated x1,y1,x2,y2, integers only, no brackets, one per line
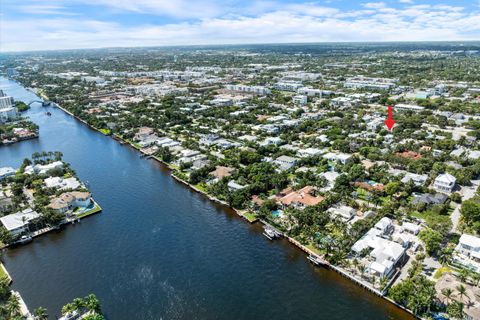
0,78,414,320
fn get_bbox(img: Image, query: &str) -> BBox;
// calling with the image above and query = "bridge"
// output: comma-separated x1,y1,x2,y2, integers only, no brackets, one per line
27,100,53,107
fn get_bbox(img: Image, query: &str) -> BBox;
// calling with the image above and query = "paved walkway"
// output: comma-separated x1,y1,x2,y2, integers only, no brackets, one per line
450,180,479,233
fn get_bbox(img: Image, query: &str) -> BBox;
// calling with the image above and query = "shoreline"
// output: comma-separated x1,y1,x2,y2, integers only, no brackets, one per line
51,102,418,319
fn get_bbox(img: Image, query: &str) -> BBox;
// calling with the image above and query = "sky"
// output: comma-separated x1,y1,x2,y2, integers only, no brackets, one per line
1,0,480,52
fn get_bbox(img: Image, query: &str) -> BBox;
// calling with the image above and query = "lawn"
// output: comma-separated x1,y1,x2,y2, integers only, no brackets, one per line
243,212,258,223
194,183,208,193
305,243,323,256
0,263,11,283
76,202,102,218
98,128,111,135
434,266,453,279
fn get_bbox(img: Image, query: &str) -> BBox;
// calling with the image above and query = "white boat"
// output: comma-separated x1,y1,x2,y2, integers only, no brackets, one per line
18,235,33,244
263,227,277,240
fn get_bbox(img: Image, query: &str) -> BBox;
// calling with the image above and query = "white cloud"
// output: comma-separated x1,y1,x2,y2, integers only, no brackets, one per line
399,0,414,4
1,1,480,52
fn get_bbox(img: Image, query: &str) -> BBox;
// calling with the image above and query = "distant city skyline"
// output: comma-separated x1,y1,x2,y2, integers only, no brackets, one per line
1,0,480,52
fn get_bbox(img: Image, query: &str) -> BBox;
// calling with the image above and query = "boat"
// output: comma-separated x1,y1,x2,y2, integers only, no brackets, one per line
263,227,277,240
45,111,52,116
18,235,33,244
308,254,325,266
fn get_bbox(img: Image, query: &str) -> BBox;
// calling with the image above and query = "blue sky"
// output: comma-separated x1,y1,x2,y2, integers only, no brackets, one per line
1,0,480,52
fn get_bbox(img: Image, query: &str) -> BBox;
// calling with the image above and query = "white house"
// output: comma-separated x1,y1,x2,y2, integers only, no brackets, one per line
454,234,480,272
0,106,18,123
401,172,428,186
0,208,40,236
274,155,298,171
0,167,16,180
433,173,456,193
25,161,63,175
327,205,356,221
292,95,308,105
352,228,406,277
44,176,81,190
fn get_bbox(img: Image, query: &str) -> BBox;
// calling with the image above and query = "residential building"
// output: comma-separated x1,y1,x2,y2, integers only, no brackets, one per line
433,173,456,193
274,155,298,171
0,167,15,180
48,191,92,214
0,208,40,236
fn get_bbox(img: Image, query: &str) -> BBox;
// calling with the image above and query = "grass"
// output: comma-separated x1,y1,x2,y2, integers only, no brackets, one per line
98,128,111,135
243,212,258,223
305,243,323,256
0,263,11,283
193,183,208,192
434,266,453,279
76,202,102,218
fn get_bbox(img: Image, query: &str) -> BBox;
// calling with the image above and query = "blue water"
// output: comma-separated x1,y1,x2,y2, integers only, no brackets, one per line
0,78,413,320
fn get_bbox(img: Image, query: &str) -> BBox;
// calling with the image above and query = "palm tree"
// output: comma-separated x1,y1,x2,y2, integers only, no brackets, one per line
379,276,389,290
7,294,20,318
84,294,101,313
34,306,48,320
61,303,76,315
456,284,468,302
442,288,453,304
459,269,469,283
358,264,367,278
72,297,84,311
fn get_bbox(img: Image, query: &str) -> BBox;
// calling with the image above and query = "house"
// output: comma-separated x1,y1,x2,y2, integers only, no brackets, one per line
352,228,406,277
48,191,92,214
0,167,15,180
210,166,234,181
433,173,456,193
327,205,356,221
134,127,154,141
321,171,339,191
323,152,352,164
44,176,81,190
374,217,394,235
292,95,308,105
261,137,282,146
0,208,40,236
0,191,13,213
274,155,298,171
401,173,428,186
277,186,324,209
25,161,63,175
401,222,421,235
227,180,247,191
454,234,480,273
297,148,324,158
412,193,448,205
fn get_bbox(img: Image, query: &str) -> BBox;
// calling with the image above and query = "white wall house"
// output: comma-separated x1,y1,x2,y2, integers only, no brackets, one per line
0,208,40,236
454,234,480,272
433,173,456,193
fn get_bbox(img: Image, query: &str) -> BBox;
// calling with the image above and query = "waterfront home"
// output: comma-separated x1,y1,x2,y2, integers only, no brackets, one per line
274,155,298,171
327,205,356,222
0,167,15,180
48,191,92,214
352,227,406,277
209,166,234,182
453,234,480,273
134,127,154,141
277,186,324,209
25,161,63,175
433,173,456,193
44,176,81,190
0,208,40,236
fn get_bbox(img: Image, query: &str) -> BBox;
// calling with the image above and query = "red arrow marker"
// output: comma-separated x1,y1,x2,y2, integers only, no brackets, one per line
384,105,395,131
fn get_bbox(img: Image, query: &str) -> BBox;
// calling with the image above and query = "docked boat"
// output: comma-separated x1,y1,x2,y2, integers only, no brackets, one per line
263,227,277,240
18,235,33,244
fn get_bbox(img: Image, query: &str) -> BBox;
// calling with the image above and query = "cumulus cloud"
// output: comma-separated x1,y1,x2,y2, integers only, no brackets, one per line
1,1,480,52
